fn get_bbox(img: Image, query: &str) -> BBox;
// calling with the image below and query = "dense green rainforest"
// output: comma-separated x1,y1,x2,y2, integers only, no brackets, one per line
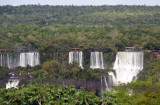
0,5,160,104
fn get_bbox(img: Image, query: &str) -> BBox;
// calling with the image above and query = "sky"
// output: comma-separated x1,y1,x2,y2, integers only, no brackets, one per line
0,0,160,6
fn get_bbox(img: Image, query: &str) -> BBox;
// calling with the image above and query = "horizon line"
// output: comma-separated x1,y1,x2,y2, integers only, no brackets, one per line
0,4,160,7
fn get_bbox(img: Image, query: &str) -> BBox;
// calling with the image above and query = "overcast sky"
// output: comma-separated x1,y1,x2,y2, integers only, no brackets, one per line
0,0,160,6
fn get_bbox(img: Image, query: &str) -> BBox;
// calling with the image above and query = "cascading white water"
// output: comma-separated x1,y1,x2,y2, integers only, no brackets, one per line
90,51,109,92
6,78,19,89
69,51,83,68
79,51,83,68
4,51,40,88
90,52,104,69
7,54,20,69
0,51,40,68
101,75,109,92
0,54,8,66
107,75,113,90
111,51,144,85
19,52,40,67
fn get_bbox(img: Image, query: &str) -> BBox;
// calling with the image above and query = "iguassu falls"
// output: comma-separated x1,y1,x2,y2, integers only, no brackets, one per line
1,49,144,92
1,4,160,104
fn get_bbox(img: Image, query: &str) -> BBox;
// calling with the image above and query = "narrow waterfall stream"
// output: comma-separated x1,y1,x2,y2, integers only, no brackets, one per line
101,75,109,92
0,54,8,66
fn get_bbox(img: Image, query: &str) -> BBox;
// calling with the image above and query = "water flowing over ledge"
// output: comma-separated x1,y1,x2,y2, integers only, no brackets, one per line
69,51,83,68
90,52,104,69
0,51,40,69
110,51,144,85
89,51,111,92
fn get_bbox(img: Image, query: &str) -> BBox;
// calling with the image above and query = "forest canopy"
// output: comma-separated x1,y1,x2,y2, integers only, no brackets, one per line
1,5,160,26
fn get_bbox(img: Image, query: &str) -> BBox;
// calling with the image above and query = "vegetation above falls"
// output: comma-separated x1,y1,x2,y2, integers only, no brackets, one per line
1,5,160,26
0,5,160,53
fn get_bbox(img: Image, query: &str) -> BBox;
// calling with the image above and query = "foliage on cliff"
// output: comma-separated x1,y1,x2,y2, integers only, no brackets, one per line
111,81,160,105
11,60,111,84
0,66,11,88
138,57,160,83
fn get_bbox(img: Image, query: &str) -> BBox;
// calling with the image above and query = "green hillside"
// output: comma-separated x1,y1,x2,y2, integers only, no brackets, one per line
1,5,160,26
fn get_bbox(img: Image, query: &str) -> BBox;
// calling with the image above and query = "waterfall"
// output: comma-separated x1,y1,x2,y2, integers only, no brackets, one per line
0,54,8,66
111,51,144,85
101,75,109,92
69,51,83,68
0,51,40,69
6,78,19,89
90,51,110,92
7,54,20,69
90,51,104,69
19,52,40,67
79,51,83,68
107,75,113,90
